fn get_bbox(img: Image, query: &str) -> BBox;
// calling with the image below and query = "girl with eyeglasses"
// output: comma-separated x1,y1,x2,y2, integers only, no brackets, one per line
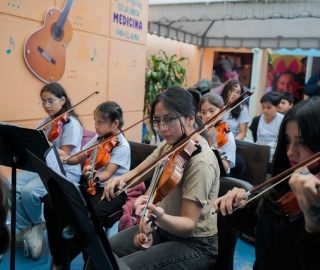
89,86,220,270
221,80,250,140
199,92,236,176
6,82,83,261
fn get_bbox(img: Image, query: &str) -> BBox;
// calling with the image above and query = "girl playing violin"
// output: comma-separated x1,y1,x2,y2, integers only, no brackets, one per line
214,97,320,270
199,92,236,175
6,82,83,261
44,101,131,269
97,86,220,270
221,80,250,140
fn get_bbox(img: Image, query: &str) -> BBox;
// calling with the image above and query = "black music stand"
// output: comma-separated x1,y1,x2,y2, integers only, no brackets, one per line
0,124,49,270
27,150,129,270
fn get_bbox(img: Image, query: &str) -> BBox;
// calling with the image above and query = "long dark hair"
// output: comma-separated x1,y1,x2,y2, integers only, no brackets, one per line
149,86,204,140
272,96,320,176
257,97,320,215
221,80,245,119
40,83,81,123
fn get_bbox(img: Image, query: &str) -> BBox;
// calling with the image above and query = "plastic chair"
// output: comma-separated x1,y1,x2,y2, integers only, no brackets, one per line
231,139,270,186
128,140,157,169
215,176,253,270
128,141,156,189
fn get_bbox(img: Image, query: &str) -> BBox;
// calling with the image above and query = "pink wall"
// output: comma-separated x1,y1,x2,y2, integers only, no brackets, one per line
0,0,254,143
0,0,149,142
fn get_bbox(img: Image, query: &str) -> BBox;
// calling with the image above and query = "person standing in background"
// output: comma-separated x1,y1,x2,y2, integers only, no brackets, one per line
304,70,320,97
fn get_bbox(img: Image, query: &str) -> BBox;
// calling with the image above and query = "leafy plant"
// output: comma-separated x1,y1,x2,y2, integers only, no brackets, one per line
144,50,189,114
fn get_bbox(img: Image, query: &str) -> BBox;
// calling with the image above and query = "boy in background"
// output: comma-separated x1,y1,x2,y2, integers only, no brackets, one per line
249,92,284,162
278,91,294,115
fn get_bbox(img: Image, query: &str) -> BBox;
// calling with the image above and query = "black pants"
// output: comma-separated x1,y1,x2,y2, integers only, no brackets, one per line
43,186,127,266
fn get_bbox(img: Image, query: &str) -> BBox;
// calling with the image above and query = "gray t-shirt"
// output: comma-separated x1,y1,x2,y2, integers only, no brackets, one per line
223,105,250,137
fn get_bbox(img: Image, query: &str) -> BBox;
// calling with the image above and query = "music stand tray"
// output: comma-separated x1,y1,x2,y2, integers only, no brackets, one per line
0,124,49,270
27,150,128,270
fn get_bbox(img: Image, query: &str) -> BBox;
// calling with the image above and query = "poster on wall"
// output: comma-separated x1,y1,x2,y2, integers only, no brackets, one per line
265,55,307,103
211,52,253,96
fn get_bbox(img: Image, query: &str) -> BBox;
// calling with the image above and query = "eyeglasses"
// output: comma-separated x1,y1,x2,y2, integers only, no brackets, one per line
40,97,63,106
151,116,182,129
231,84,241,95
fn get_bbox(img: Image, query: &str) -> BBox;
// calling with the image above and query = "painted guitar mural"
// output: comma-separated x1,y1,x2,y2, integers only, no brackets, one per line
24,0,74,83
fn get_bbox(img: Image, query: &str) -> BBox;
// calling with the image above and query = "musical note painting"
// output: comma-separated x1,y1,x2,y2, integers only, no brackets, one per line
23,0,74,83
6,36,15,54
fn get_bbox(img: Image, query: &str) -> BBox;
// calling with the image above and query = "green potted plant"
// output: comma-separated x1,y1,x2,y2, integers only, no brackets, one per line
143,50,189,143
144,49,189,115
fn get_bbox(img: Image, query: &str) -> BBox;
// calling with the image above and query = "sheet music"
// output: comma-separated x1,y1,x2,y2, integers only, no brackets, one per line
44,145,67,179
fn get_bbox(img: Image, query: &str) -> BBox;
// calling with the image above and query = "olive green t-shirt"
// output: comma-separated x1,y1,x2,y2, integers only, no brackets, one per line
146,137,220,237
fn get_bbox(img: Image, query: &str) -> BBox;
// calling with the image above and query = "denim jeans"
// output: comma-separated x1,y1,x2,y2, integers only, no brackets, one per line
7,170,80,232
109,225,218,270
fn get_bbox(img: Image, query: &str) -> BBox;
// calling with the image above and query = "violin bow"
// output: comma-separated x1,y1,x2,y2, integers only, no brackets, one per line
64,116,150,162
214,151,320,214
38,91,99,130
115,90,254,194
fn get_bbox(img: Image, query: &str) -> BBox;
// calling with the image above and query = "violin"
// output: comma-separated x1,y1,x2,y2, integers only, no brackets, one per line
45,113,70,142
276,173,320,220
84,136,119,195
109,90,252,248
210,121,229,149
134,139,200,250
115,90,252,196
275,190,301,219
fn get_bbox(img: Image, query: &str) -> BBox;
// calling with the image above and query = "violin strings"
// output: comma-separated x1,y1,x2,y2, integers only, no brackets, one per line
88,147,98,180
140,162,165,220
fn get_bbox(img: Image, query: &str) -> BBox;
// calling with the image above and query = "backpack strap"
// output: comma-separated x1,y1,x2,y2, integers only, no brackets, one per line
249,115,261,142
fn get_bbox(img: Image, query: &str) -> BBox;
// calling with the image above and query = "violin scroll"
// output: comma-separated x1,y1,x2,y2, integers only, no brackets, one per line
134,214,157,250
85,177,100,196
